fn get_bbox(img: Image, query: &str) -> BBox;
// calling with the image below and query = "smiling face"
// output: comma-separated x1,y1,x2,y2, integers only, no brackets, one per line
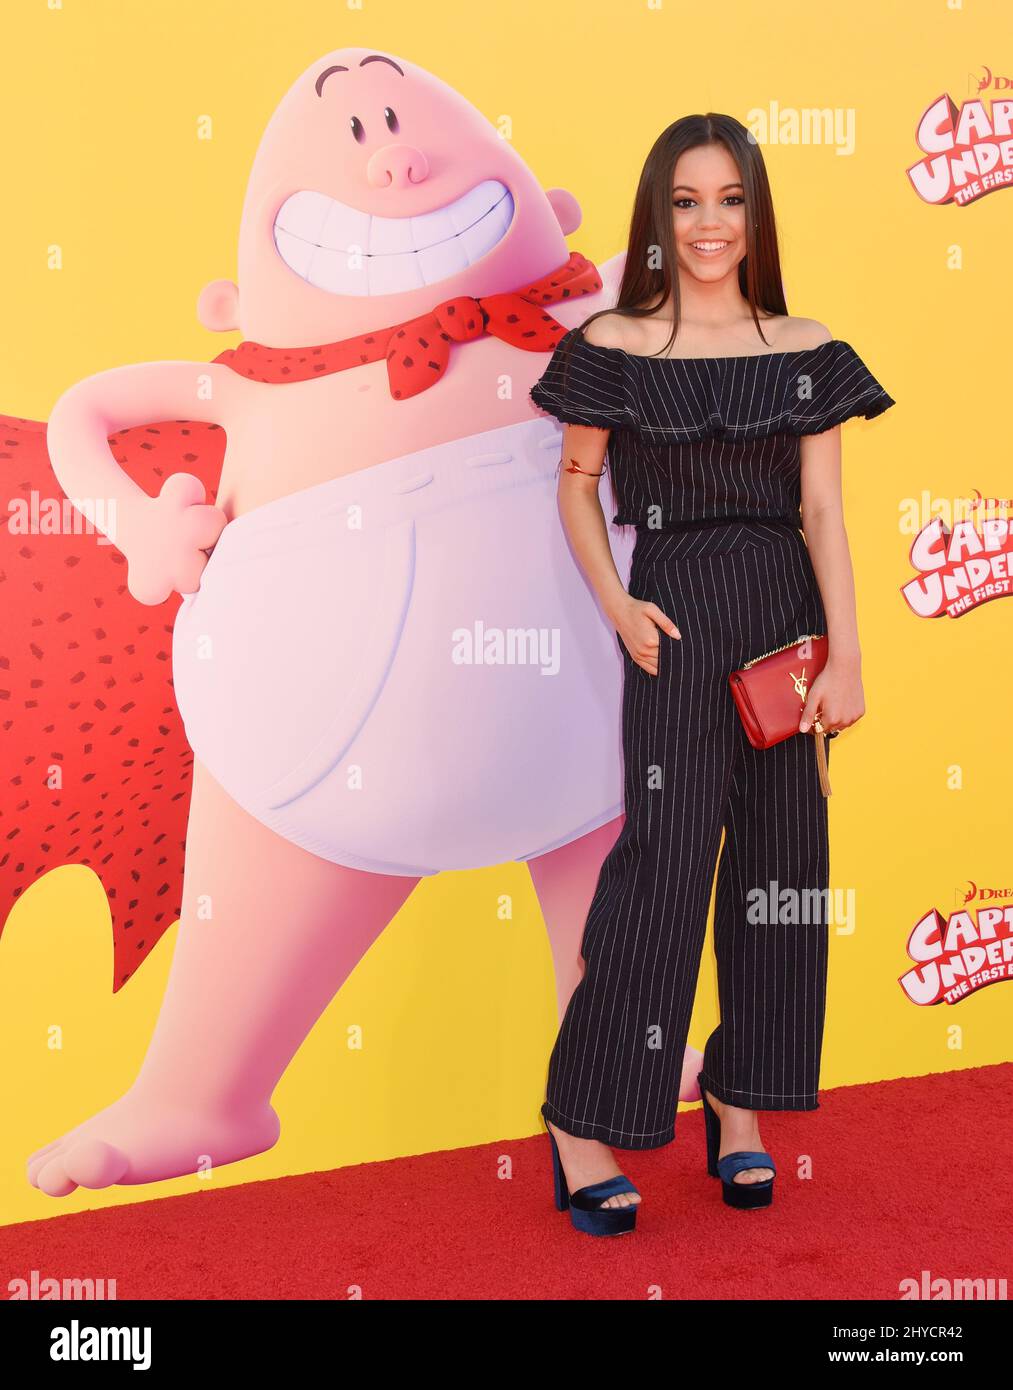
273,179,514,298
670,142,749,284
229,48,569,345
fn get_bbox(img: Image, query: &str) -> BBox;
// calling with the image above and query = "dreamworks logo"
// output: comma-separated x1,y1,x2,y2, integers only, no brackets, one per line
747,881,856,933
451,621,560,676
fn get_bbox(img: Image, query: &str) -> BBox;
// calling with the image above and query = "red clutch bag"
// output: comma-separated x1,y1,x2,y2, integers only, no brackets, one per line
728,634,833,797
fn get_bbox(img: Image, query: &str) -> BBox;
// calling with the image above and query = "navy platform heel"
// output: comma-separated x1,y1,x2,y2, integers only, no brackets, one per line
699,1079,776,1210
542,1109,640,1237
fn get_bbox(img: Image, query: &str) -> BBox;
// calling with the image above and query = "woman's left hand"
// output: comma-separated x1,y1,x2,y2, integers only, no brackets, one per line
799,661,865,734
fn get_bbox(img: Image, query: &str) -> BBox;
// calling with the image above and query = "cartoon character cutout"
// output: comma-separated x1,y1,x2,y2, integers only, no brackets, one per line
2,48,703,1198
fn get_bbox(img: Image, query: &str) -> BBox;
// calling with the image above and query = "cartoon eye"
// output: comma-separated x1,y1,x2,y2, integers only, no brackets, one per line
350,115,366,143
384,106,399,133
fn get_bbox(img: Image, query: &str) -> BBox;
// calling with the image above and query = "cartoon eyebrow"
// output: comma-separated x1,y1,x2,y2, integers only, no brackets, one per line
315,55,405,96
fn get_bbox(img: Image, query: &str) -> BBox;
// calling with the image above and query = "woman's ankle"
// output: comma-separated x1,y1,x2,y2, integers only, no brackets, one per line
547,1118,601,1148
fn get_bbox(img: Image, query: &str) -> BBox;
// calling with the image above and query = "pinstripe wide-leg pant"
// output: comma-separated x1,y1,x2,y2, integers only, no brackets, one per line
541,520,832,1149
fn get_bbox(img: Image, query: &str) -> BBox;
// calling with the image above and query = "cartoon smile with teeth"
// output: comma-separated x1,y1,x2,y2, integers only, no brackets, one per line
275,175,514,293
2,48,703,1198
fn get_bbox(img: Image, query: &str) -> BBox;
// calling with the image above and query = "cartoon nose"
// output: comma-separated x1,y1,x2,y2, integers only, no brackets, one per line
367,143,430,188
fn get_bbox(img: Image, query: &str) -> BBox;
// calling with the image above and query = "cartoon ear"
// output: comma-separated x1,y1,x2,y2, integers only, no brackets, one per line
197,279,240,332
544,188,582,238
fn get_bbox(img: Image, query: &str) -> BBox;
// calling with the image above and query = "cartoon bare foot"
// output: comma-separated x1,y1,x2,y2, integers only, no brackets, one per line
27,1090,281,1196
26,762,422,1200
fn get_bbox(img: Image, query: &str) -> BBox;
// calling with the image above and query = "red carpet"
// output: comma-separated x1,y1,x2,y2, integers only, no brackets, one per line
2,1065,1009,1300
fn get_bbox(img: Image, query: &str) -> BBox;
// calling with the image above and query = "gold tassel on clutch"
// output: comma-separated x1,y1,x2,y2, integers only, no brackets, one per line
812,715,832,797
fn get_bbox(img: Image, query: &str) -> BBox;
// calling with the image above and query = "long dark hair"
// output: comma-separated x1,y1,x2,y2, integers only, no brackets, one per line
580,112,788,356
560,114,788,518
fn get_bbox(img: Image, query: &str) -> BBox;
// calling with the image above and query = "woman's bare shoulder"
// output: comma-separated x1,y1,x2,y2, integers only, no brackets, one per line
764,315,834,350
578,313,635,351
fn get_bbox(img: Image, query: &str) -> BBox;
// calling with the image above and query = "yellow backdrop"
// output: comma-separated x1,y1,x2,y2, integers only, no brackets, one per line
2,0,1009,1224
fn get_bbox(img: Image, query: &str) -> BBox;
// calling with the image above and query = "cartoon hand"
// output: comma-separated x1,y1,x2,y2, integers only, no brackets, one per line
125,473,229,605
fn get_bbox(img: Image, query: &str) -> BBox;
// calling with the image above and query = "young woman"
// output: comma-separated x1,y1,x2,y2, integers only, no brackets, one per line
529,113,895,1236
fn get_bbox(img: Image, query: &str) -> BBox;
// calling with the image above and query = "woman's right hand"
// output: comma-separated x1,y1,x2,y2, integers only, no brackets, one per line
611,594,681,676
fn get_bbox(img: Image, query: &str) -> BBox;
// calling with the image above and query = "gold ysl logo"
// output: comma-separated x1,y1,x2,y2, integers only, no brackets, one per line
790,665,824,732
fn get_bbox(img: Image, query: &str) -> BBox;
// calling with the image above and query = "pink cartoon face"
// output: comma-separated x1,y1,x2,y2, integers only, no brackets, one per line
201,47,577,346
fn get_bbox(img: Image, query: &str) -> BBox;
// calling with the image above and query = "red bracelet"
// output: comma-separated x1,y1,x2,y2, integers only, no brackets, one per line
564,458,606,477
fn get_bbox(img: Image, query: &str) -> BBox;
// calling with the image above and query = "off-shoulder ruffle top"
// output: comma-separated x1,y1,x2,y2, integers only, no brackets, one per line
528,326,896,530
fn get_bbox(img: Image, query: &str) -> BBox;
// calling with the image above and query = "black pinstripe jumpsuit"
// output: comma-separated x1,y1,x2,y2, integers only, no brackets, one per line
529,326,895,1148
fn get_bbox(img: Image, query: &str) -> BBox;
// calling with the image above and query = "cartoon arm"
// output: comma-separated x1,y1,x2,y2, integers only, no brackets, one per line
46,361,233,604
